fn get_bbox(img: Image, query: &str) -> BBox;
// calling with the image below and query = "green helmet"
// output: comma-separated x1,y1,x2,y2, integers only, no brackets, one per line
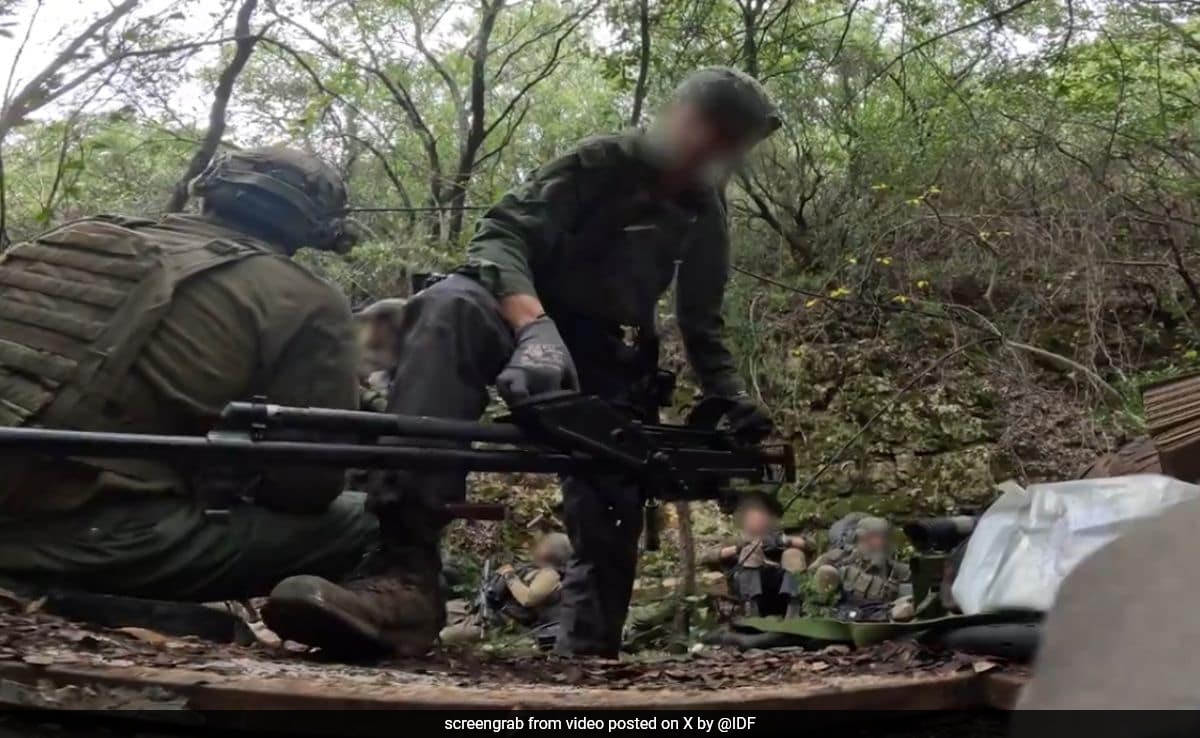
189,146,353,252
672,66,782,143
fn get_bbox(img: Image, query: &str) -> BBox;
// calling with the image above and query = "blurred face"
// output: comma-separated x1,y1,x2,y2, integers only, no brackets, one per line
533,536,562,566
858,531,888,554
650,101,752,186
740,506,775,537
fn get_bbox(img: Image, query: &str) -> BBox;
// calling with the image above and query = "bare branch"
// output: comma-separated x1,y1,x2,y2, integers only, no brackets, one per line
166,0,264,211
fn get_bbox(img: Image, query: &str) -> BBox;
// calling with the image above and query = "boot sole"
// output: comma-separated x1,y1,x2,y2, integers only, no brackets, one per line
261,594,392,660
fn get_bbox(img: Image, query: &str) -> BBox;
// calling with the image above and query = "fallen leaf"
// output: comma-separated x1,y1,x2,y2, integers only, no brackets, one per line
21,653,56,665
808,661,832,672
24,596,46,614
116,627,169,647
972,660,998,674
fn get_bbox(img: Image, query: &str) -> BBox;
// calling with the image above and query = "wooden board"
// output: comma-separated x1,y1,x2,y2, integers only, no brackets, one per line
1144,372,1200,482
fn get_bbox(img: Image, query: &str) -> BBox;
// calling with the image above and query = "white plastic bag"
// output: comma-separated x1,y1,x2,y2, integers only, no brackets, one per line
951,474,1200,614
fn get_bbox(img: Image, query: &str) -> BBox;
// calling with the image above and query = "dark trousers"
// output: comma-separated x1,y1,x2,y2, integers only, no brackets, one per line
373,276,645,656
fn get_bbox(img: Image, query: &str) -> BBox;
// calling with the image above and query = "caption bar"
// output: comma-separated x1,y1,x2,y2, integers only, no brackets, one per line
445,716,758,733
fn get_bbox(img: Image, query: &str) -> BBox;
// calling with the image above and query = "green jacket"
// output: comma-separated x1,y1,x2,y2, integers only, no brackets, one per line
0,214,357,515
465,131,743,397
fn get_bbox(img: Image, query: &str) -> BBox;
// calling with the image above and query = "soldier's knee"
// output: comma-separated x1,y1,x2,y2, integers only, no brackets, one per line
405,277,510,354
410,276,499,321
780,548,807,573
813,564,841,593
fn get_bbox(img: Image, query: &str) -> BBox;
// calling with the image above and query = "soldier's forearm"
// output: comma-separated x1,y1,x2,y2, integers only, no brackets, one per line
499,293,546,332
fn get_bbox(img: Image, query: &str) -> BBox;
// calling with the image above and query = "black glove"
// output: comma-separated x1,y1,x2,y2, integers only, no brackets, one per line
497,316,580,406
727,393,774,441
761,532,789,557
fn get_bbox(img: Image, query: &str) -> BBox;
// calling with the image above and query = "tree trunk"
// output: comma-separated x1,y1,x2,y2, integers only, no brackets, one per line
672,501,697,637
740,1,760,78
445,0,505,243
165,0,261,212
628,0,651,127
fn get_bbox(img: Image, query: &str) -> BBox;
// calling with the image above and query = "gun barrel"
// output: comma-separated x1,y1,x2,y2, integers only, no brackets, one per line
903,516,977,552
0,426,587,474
221,402,527,444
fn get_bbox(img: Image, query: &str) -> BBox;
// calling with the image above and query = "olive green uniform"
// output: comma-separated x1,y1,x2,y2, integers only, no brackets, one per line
371,131,744,657
466,131,744,397
0,213,376,600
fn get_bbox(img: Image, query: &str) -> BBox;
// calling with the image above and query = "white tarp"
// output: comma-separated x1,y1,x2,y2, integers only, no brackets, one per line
951,474,1200,614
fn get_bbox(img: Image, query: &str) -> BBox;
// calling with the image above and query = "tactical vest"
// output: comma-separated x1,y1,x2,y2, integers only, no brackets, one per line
839,552,911,604
497,564,564,627
0,215,276,509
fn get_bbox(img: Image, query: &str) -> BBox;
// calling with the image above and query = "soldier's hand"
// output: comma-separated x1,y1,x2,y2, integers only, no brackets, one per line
726,392,774,441
497,316,580,406
762,532,788,556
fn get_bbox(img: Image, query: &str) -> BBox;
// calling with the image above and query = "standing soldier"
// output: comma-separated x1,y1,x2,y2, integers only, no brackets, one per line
264,67,782,658
0,147,377,602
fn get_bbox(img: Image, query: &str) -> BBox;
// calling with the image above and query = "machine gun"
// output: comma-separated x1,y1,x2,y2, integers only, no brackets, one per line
902,516,977,610
0,394,794,538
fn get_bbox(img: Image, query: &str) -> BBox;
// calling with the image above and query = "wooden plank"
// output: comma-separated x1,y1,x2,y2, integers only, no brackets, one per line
0,660,1004,716
980,671,1028,709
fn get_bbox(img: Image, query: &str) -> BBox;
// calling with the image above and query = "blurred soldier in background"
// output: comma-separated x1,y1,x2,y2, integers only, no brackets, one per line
354,297,408,412
702,492,812,617
810,516,914,622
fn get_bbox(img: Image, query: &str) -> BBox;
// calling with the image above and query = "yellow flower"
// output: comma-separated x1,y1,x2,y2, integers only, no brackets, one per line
829,286,851,299
875,256,893,266
805,298,821,308
847,256,859,265
870,183,889,191
926,185,942,195
1185,349,1199,361
906,198,923,206
791,347,804,357
892,295,909,304
916,279,930,289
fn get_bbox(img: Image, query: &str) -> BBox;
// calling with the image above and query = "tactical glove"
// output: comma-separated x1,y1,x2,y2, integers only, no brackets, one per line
726,392,774,441
761,532,789,557
497,316,580,406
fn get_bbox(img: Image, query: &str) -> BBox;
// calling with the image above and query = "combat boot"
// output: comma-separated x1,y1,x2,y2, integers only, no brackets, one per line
261,545,444,659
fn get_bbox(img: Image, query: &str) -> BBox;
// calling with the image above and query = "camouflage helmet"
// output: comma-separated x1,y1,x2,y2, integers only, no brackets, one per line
189,146,353,253
672,66,782,143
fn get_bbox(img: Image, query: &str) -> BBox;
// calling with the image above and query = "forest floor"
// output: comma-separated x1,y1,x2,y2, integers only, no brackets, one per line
0,606,1027,711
